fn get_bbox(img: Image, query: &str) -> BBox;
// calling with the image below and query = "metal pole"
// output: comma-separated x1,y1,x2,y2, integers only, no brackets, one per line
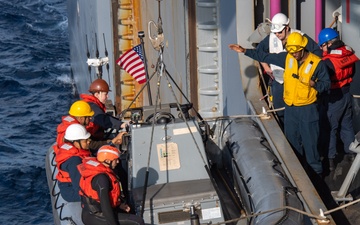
190,205,200,225
138,31,153,105
332,154,360,201
332,141,360,202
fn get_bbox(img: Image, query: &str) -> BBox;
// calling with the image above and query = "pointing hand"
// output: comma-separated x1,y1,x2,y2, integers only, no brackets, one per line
228,44,246,53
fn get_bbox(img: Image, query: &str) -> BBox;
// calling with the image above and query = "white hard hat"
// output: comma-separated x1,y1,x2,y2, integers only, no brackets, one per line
64,124,91,141
268,13,290,33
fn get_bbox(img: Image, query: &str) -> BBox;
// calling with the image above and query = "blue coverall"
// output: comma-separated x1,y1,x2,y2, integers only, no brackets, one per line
245,49,330,174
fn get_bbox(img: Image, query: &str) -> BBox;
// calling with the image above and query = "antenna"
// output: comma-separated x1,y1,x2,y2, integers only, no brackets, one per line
85,35,92,82
103,33,111,87
86,34,109,82
95,33,99,58
95,33,102,79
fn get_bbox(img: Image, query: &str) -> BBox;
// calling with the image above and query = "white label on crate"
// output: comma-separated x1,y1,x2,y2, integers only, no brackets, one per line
157,142,181,171
173,126,197,135
201,207,222,220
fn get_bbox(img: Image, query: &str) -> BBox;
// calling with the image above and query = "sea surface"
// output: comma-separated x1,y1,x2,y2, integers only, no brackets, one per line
0,0,75,224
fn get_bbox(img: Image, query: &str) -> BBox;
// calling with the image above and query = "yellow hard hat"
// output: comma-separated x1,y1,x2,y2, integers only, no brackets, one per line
97,145,120,162
285,32,308,53
68,100,95,117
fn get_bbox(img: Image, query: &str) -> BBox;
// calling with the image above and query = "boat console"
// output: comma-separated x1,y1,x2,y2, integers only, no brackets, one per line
123,104,226,224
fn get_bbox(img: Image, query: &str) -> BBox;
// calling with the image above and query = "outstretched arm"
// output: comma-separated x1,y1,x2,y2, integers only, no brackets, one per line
228,43,287,68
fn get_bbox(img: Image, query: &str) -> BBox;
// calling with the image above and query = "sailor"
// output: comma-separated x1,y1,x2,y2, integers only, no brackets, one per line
78,145,144,225
255,13,322,128
229,32,331,175
54,100,125,154
80,79,127,141
55,124,92,202
317,28,359,170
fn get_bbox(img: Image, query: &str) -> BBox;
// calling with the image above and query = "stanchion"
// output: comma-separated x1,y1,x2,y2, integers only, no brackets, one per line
331,136,360,202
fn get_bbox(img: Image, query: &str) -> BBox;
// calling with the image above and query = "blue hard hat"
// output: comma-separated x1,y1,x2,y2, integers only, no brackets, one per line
318,28,339,46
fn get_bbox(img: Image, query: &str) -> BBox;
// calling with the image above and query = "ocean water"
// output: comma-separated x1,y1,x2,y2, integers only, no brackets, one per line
0,0,75,224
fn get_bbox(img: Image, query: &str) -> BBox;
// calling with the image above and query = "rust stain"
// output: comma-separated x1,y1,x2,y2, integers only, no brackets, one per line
117,0,144,116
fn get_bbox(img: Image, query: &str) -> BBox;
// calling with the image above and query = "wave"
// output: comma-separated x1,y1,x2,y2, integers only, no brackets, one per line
0,0,74,223
0,166,53,224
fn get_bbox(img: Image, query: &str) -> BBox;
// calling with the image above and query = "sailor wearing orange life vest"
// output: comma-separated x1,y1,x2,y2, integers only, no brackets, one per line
54,100,94,155
80,79,127,141
78,145,144,225
54,100,126,154
317,28,359,170
55,124,92,202
229,32,331,175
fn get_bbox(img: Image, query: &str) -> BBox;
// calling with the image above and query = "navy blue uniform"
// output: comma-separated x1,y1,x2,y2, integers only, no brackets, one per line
245,49,330,174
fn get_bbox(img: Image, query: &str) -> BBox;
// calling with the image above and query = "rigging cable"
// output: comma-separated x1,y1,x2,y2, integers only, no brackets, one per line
140,45,164,217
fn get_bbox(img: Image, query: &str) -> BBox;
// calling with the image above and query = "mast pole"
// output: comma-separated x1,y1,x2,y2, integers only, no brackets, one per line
138,31,153,106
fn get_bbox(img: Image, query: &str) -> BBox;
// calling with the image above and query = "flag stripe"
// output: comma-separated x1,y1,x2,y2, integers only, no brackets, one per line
131,67,145,76
120,54,138,69
124,59,142,72
120,52,137,66
128,62,144,74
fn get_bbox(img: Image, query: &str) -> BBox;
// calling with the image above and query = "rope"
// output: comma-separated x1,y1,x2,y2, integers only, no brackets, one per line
202,106,285,122
324,198,360,214
328,16,338,29
163,64,208,166
210,206,329,225
140,49,164,216
209,198,360,225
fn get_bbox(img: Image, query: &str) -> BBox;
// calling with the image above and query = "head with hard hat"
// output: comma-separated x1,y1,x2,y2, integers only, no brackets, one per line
97,145,121,169
268,13,290,41
69,100,94,126
88,79,111,104
64,124,91,150
285,32,308,60
318,28,339,52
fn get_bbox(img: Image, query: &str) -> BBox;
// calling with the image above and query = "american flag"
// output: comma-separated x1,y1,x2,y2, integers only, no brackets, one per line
116,44,147,84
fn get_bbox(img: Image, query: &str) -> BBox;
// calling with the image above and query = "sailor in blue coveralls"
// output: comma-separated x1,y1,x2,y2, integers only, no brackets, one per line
229,32,330,175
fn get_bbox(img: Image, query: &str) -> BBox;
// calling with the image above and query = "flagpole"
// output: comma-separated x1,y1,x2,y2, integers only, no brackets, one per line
138,31,153,106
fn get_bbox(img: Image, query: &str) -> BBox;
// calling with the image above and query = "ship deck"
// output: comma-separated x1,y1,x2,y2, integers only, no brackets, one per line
315,154,360,225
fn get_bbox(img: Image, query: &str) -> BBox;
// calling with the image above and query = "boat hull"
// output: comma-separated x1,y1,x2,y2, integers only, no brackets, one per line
45,144,83,225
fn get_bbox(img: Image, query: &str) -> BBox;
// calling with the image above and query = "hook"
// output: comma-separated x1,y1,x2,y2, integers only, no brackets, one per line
148,20,164,51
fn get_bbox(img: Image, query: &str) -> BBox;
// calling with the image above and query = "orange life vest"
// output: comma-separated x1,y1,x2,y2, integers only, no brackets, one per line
80,94,106,140
80,94,107,112
53,115,79,154
53,115,100,154
322,45,359,89
78,157,121,208
55,143,91,183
